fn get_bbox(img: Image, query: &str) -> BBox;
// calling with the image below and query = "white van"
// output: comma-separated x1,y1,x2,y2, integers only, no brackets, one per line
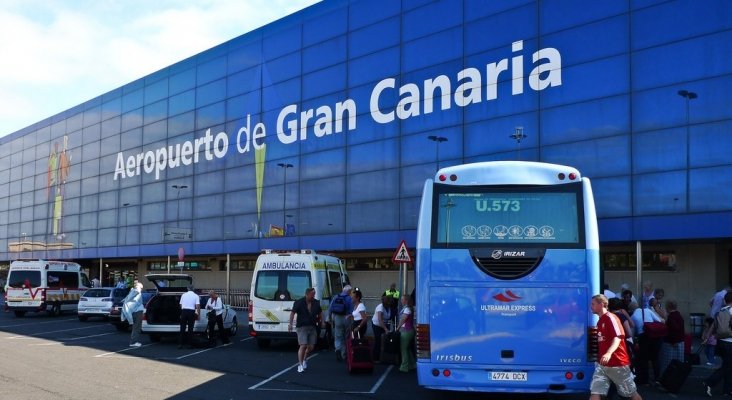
4,260,91,317
248,249,349,348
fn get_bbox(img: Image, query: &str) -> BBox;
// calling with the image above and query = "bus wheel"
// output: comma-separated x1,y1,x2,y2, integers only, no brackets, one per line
49,303,61,317
13,310,26,318
256,338,270,348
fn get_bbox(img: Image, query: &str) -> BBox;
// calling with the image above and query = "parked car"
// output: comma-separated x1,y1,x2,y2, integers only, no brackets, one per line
141,274,238,342
108,290,156,331
78,287,130,321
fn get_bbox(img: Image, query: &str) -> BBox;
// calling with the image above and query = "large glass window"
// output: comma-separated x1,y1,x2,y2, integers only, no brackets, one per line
254,270,311,301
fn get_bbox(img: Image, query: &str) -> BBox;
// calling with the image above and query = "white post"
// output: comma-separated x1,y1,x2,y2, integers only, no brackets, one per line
400,262,408,300
99,258,102,287
226,253,231,303
167,255,170,274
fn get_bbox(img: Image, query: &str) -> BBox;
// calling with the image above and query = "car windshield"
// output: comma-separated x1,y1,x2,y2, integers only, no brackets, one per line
7,271,41,288
254,270,311,301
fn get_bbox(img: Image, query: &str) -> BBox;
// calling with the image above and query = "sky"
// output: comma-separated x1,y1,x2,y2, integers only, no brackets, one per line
0,0,321,138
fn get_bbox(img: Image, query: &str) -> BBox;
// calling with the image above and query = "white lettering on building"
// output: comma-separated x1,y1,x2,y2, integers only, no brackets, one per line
113,40,562,179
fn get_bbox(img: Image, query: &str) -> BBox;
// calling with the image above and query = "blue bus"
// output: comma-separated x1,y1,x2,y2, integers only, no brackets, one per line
414,161,600,394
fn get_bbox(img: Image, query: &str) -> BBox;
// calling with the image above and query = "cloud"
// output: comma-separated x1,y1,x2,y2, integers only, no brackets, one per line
0,0,319,137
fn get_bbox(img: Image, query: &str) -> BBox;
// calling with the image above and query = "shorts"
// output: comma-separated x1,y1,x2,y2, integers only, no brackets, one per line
590,364,638,397
296,325,317,345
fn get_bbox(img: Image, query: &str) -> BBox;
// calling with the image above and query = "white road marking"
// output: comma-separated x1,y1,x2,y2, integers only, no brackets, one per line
369,365,394,393
249,353,394,394
33,332,117,345
249,353,321,390
0,317,77,328
174,342,232,360
94,342,157,357
5,324,104,339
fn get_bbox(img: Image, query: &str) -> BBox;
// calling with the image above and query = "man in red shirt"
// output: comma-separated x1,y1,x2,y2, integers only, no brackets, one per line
590,294,643,400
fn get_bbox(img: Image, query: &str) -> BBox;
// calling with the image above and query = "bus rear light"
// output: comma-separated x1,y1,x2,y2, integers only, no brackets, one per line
576,372,585,380
568,172,577,180
248,300,253,322
438,174,447,181
443,369,451,377
565,372,573,380
587,326,598,362
431,369,439,377
416,323,431,359
557,173,565,180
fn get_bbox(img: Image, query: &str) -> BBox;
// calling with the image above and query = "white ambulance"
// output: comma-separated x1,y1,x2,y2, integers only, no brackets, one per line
248,249,349,348
4,260,91,317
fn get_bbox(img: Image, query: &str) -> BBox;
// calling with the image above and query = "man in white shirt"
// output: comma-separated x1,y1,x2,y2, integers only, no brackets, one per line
179,285,200,349
603,284,617,299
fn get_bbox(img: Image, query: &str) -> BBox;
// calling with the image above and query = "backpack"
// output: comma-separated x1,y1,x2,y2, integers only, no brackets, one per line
330,294,348,315
715,306,732,339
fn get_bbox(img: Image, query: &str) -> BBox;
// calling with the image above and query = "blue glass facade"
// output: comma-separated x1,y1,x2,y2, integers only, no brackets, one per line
2,0,732,262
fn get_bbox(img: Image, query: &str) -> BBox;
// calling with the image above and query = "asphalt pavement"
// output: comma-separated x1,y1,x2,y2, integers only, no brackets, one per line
0,298,721,400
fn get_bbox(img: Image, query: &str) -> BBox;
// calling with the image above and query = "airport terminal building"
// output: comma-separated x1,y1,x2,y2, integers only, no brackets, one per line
1,0,731,315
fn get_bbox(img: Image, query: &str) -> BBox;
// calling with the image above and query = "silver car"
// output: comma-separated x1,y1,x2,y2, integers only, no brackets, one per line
78,287,130,321
141,274,238,342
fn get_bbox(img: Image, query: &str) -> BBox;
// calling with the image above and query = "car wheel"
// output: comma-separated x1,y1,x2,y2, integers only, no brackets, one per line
228,317,238,336
149,334,161,343
256,338,271,349
78,315,88,322
49,303,61,317
13,310,26,318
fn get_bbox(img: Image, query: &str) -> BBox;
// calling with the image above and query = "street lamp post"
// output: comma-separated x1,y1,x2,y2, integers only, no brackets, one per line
678,90,697,212
171,185,188,226
509,126,527,160
277,163,293,235
427,135,448,171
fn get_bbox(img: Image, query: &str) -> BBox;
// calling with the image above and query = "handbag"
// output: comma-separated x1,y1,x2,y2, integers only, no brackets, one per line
642,309,668,338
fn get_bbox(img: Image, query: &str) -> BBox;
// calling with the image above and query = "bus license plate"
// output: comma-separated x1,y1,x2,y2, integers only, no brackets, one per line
491,371,527,381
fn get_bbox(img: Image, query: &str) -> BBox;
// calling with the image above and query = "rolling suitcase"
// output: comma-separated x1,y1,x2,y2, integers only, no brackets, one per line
380,330,400,365
659,359,691,393
346,331,373,373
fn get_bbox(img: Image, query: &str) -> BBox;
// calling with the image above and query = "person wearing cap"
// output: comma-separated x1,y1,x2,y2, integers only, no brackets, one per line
329,285,353,361
179,284,200,349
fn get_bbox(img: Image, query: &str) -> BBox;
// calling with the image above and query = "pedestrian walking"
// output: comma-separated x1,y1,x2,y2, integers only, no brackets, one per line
289,287,323,373
589,294,642,400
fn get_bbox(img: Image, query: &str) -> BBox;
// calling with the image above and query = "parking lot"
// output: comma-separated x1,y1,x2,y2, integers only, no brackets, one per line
0,300,718,400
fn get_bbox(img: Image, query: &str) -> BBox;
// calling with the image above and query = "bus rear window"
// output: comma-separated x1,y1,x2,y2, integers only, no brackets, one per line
254,271,311,301
433,185,584,247
8,271,41,288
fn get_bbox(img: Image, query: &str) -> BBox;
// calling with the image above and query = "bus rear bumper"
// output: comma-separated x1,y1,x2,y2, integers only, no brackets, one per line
416,363,593,393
